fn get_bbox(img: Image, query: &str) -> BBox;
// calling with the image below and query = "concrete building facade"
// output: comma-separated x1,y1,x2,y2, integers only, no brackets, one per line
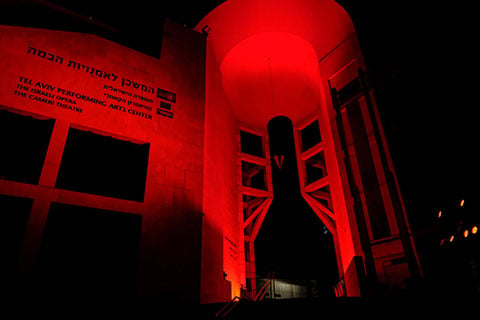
0,0,421,304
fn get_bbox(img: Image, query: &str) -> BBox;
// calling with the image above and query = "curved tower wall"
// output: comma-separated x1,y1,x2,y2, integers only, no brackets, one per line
198,0,422,301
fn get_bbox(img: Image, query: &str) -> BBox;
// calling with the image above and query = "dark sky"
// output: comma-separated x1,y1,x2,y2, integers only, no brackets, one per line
341,1,479,229
2,0,479,285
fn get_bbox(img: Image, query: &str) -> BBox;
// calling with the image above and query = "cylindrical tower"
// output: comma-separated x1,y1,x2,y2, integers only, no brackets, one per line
197,0,422,302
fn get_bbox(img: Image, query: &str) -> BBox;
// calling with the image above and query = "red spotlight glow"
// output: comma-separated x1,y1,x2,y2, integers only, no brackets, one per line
438,210,442,218
472,226,478,235
464,230,469,238
460,199,465,207
449,235,455,243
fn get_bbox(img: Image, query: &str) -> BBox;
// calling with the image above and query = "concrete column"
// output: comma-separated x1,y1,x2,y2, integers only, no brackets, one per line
16,120,69,290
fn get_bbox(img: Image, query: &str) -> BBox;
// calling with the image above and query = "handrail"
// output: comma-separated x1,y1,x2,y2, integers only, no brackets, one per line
255,272,275,302
215,296,241,318
215,272,275,318
334,279,346,297
216,272,276,318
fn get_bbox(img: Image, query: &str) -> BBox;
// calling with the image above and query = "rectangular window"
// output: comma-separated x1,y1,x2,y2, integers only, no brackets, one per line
300,120,322,152
305,151,327,185
55,127,150,202
310,185,333,211
243,194,266,221
241,161,267,190
0,108,55,184
35,203,142,295
0,194,33,288
337,77,362,106
240,130,264,158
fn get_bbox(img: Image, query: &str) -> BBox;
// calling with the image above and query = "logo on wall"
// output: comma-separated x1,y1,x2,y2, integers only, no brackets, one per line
157,88,176,103
156,88,176,119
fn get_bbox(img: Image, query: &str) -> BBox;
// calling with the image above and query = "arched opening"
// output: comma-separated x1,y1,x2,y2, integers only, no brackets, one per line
254,116,339,298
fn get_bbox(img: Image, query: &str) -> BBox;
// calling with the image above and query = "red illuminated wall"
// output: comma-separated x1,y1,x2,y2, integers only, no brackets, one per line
201,39,244,303
0,20,206,302
0,0,422,304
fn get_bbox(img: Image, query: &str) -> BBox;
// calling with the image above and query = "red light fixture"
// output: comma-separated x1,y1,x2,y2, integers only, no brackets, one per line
449,235,455,243
464,230,469,238
438,210,442,218
472,226,478,235
460,199,465,207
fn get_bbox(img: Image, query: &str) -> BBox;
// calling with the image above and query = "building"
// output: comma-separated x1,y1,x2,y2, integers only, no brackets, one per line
0,0,421,304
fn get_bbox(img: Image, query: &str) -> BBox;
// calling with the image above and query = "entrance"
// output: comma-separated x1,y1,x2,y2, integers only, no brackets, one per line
254,116,339,298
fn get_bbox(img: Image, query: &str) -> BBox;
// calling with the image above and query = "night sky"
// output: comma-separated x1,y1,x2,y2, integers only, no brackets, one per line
2,0,479,293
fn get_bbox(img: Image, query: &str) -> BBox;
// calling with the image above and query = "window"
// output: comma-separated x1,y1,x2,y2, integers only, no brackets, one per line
56,127,150,202
241,161,267,190
300,120,321,152
0,109,54,184
35,203,142,295
0,194,33,287
309,185,333,211
240,130,264,158
305,151,327,185
337,77,362,105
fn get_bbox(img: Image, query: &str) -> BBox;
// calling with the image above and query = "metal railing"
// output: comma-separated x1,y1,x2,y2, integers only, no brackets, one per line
254,272,275,302
215,296,241,318
216,272,275,318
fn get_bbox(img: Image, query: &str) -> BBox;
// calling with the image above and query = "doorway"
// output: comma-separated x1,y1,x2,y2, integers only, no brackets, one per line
254,116,339,298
